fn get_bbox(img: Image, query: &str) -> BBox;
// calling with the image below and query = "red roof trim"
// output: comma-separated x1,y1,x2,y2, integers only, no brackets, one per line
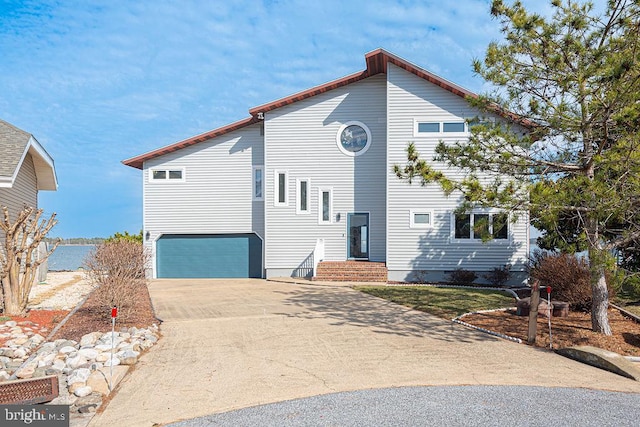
124,49,531,169
122,116,258,169
248,48,478,117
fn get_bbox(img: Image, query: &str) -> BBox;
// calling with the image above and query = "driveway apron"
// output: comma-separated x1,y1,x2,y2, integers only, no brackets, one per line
89,279,640,427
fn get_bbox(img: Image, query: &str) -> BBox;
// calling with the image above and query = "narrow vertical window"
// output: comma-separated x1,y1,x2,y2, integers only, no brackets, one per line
253,166,263,201
297,179,309,214
275,170,288,206
319,188,332,224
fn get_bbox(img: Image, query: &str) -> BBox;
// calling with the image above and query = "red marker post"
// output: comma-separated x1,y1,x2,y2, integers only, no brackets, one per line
546,287,553,349
110,306,118,391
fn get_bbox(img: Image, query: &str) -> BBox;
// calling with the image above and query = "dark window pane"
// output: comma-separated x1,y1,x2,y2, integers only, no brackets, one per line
473,214,490,239
168,170,182,179
322,191,330,221
455,214,471,239
443,122,465,132
418,122,440,133
278,173,286,203
153,170,166,180
300,181,308,211
493,213,508,239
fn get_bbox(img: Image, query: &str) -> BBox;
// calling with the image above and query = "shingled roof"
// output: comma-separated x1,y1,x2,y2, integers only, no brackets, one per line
0,119,57,190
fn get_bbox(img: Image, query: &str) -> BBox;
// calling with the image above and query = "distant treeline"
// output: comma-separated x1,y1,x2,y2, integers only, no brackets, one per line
45,237,105,245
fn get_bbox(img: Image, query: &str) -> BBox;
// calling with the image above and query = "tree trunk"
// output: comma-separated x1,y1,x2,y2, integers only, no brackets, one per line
588,246,612,335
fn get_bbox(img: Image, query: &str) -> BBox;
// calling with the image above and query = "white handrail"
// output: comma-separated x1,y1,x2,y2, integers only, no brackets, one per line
313,238,325,276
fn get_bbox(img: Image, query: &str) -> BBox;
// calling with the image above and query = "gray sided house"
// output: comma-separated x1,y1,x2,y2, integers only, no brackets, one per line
124,49,530,283
0,119,57,220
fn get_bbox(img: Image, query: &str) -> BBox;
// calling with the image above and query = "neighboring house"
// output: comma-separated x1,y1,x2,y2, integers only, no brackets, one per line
0,119,57,281
0,119,57,219
123,49,529,283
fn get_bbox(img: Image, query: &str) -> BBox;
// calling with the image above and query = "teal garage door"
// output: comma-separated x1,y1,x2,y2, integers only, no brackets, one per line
156,234,262,278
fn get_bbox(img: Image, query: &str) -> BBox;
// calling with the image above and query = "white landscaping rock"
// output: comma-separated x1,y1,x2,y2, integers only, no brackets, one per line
66,355,88,369
80,332,103,347
73,385,93,397
59,345,77,355
68,368,92,385
78,348,99,360
104,356,120,367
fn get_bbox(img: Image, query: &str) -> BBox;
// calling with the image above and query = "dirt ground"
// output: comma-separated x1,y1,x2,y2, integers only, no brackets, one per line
461,307,640,356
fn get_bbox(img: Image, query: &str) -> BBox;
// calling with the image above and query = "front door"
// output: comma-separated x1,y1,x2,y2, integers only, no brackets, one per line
348,213,369,260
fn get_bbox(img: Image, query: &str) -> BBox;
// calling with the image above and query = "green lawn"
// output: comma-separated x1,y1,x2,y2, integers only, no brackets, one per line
356,285,516,319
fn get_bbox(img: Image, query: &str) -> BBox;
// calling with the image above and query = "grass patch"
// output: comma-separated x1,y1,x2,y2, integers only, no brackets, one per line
356,285,516,319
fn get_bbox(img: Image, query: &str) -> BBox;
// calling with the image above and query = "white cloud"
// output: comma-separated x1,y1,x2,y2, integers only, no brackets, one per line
0,0,573,237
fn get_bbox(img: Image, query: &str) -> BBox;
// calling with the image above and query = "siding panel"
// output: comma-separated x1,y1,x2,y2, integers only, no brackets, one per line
386,64,528,281
0,153,38,218
143,124,264,277
265,75,387,275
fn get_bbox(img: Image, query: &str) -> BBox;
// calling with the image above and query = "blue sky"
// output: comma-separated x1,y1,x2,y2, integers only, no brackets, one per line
0,0,581,238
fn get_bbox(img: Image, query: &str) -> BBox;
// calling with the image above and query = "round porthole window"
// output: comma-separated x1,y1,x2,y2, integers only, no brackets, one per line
336,121,371,157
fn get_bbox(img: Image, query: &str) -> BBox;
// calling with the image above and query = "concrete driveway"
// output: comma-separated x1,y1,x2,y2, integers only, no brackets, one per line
89,279,640,427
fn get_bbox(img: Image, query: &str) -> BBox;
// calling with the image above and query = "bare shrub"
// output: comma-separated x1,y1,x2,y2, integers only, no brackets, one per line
528,250,593,310
84,240,149,321
482,265,512,287
0,206,58,315
446,268,478,285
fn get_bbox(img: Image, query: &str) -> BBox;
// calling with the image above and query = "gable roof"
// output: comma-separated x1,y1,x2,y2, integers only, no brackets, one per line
0,119,58,191
123,48,510,170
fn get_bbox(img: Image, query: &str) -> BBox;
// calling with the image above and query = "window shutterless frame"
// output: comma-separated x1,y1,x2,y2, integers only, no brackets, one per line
274,170,288,206
149,168,185,183
318,188,333,224
451,212,510,241
252,166,264,201
296,178,310,214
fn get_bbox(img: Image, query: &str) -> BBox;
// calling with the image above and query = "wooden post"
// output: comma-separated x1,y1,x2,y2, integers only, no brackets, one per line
528,280,540,344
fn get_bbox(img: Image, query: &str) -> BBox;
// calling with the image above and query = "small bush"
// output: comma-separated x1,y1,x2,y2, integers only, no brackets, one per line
446,268,478,285
528,250,605,311
84,240,149,320
482,265,512,287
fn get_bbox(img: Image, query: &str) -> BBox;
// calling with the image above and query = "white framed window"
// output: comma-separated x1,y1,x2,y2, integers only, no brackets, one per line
410,209,434,228
318,188,333,225
452,212,509,241
296,178,310,214
274,170,288,206
149,168,185,182
252,166,264,201
336,121,372,157
414,120,468,136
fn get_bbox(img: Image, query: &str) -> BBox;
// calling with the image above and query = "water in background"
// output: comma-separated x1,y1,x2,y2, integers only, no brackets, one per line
48,245,95,271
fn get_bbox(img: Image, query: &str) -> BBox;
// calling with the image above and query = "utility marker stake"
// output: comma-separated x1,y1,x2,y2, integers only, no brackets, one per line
527,280,540,344
110,305,118,392
546,287,553,349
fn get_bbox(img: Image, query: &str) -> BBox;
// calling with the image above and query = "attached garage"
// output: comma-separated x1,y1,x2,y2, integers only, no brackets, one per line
156,233,262,278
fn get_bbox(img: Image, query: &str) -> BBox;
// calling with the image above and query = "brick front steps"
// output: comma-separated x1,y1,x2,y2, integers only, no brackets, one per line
314,261,388,282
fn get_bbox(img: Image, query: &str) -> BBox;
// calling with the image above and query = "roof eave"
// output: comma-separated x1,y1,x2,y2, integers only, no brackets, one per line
123,116,259,169
28,137,58,191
